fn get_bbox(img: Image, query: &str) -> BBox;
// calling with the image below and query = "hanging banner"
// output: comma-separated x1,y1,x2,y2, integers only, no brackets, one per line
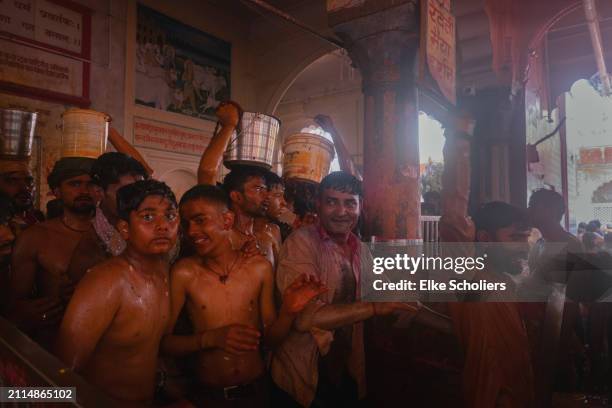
420,0,456,105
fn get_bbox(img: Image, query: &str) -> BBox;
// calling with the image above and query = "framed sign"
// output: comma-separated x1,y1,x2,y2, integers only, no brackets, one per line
0,0,91,105
135,4,231,120
419,0,456,105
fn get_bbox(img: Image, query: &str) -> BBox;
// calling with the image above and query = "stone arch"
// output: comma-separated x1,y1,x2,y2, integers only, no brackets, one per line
264,46,341,115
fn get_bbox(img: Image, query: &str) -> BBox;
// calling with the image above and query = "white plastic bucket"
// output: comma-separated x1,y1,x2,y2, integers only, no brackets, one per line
282,133,335,184
61,109,110,159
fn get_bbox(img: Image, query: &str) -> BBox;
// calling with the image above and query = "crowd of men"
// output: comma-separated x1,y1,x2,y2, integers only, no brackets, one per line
0,103,610,408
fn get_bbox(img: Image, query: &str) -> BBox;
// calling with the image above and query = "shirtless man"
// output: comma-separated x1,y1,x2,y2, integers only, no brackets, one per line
161,185,325,406
67,152,149,283
55,180,179,406
254,171,288,259
222,166,276,266
0,192,16,310
7,157,95,347
0,159,44,231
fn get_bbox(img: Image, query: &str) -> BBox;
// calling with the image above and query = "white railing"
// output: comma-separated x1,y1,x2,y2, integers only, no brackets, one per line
421,215,441,242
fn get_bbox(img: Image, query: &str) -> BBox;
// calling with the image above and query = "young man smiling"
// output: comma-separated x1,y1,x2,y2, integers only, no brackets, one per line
56,180,179,405
162,184,325,406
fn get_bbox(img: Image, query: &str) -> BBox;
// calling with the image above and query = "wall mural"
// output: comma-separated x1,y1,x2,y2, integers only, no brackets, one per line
135,4,231,120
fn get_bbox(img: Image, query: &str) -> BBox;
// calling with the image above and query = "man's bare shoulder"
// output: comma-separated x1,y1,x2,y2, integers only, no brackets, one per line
83,257,131,285
17,218,63,241
171,256,202,281
242,254,272,279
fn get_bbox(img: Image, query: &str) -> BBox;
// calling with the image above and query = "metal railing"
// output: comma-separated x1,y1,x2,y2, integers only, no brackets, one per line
421,215,441,243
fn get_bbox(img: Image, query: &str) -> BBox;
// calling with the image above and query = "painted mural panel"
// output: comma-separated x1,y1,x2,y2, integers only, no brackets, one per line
135,4,231,121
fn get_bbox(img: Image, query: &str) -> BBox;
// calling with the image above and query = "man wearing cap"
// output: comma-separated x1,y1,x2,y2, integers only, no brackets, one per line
6,157,96,349
0,159,44,232
66,152,150,283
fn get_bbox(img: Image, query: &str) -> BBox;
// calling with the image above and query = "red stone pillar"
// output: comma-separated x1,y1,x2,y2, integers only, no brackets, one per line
330,2,421,240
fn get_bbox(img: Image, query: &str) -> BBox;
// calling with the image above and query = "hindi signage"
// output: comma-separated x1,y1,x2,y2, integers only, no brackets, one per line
0,0,87,56
421,0,456,105
133,117,210,156
0,0,90,104
0,38,84,97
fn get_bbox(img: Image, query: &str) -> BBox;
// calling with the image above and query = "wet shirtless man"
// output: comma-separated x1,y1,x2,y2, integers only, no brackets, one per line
0,193,16,310
0,159,44,232
67,152,149,283
7,158,95,347
161,185,325,406
254,171,288,259
55,180,179,406
222,166,277,266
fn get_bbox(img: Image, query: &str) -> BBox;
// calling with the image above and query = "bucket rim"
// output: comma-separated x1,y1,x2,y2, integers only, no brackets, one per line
240,111,282,126
282,132,335,152
0,108,38,116
62,108,112,121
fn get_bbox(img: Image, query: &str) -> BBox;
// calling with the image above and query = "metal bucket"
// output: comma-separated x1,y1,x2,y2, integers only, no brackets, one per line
0,108,37,159
223,112,281,169
61,109,110,159
282,133,335,184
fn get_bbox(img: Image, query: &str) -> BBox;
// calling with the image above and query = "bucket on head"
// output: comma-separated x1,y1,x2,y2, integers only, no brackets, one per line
223,112,280,170
0,108,37,159
61,109,111,159
282,133,335,184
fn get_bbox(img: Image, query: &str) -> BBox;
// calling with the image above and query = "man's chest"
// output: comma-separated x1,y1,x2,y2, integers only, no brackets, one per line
107,285,170,346
188,273,263,323
37,233,82,275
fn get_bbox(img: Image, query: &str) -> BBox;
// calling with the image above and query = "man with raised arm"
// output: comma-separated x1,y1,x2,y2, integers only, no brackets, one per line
55,180,179,405
222,166,277,266
254,171,288,261
161,184,325,406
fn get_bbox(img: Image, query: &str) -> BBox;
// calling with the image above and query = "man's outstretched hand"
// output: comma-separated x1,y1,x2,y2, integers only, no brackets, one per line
282,273,328,315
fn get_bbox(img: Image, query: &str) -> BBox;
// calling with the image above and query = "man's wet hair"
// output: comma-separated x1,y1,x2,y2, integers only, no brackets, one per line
91,152,149,191
473,201,530,235
180,184,230,209
529,189,565,220
285,179,317,218
318,171,362,197
0,192,15,225
222,165,268,194
264,171,283,190
117,180,177,221
587,220,601,232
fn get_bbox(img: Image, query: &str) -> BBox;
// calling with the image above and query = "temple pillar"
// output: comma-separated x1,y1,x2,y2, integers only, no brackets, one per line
329,0,421,240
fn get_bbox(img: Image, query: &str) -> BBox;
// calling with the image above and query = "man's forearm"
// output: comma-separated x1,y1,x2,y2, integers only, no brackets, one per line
295,302,373,332
263,308,295,347
108,128,154,175
198,125,234,185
